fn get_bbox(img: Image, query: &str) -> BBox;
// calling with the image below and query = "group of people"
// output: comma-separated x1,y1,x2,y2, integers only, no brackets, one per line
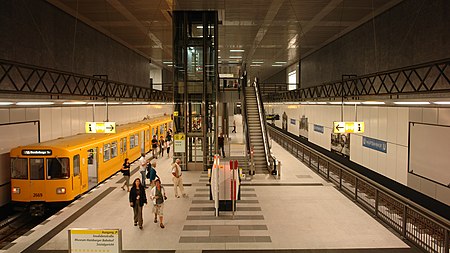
152,131,173,159
120,154,187,230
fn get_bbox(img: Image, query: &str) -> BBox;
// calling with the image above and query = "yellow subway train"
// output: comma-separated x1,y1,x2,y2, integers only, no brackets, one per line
10,116,172,215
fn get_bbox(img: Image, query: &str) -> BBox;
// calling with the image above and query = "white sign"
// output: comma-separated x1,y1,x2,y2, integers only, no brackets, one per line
68,229,122,253
174,133,186,153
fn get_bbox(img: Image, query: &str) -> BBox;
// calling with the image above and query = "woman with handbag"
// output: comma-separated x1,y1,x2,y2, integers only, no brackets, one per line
129,178,147,229
150,178,167,228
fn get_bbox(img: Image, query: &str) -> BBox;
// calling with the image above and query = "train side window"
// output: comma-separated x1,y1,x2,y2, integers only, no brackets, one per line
73,155,80,176
152,128,155,137
104,143,111,162
146,130,150,142
111,141,118,158
47,158,70,179
30,158,45,180
130,135,135,149
11,158,28,179
134,134,139,147
123,137,127,152
160,125,164,135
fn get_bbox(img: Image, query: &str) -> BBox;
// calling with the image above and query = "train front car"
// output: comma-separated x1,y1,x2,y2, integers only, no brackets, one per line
10,146,74,216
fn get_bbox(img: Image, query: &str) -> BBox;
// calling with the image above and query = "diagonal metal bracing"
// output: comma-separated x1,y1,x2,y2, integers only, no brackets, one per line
0,59,172,102
264,58,450,102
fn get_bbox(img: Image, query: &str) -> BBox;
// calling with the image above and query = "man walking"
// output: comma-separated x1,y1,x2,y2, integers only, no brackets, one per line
218,133,225,157
171,159,187,198
139,153,148,188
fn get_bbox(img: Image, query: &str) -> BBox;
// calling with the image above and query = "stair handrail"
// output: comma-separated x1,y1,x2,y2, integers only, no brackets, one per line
254,78,271,170
241,73,251,157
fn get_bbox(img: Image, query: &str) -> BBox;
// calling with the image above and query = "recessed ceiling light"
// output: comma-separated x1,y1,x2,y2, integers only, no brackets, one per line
63,101,87,105
107,102,120,105
393,102,430,105
229,56,242,59
329,102,343,105
272,64,282,67
433,101,450,104
250,64,261,67
0,102,14,105
316,102,327,104
252,61,264,64
87,102,106,105
230,49,244,52
163,61,172,64
344,102,361,105
362,101,385,105
16,102,54,106
275,61,287,64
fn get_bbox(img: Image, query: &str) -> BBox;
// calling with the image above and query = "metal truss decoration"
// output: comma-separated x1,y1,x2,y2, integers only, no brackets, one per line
0,59,172,102
264,58,450,102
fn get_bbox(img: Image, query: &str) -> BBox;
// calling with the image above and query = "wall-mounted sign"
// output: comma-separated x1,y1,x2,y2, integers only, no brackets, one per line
21,150,52,156
68,228,122,253
290,119,296,125
313,124,324,134
85,122,116,133
174,133,186,153
333,121,365,134
173,111,179,117
362,136,387,153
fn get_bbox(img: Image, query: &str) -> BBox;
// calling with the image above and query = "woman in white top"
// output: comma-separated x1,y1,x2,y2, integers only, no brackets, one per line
150,179,167,228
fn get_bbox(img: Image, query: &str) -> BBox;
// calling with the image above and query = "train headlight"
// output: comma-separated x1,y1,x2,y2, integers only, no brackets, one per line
56,187,66,194
12,187,20,194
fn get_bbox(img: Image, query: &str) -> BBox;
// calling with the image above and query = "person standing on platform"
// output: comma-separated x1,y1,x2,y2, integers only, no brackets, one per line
172,159,187,198
151,135,158,158
159,135,165,158
218,133,225,157
139,153,148,188
166,132,172,158
150,178,167,228
129,178,147,229
232,120,236,133
146,160,158,188
121,158,131,191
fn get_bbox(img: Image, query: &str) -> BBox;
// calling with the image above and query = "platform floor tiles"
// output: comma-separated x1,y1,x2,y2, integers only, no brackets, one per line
2,141,420,252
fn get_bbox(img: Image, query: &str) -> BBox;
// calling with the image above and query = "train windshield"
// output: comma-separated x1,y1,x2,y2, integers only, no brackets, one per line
11,158,28,179
30,158,45,180
47,158,70,179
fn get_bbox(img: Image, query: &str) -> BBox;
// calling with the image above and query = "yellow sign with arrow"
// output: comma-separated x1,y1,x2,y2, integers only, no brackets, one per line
333,121,364,134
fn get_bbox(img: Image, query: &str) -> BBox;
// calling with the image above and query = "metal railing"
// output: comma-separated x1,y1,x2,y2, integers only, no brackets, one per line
265,58,450,102
0,59,172,102
268,124,450,253
254,79,271,170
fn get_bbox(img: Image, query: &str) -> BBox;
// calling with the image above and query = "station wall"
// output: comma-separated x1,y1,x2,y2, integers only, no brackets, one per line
300,0,450,87
0,0,151,87
267,104,450,206
0,104,173,207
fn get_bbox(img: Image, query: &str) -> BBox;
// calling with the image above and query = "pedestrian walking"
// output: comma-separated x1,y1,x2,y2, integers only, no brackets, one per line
172,159,187,198
232,120,236,133
150,178,167,228
121,158,131,191
139,153,148,188
129,178,147,229
151,135,158,158
218,133,225,157
146,160,159,188
166,132,172,158
159,135,165,158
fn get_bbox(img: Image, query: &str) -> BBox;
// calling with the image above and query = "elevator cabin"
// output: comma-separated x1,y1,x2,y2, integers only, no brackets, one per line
173,11,218,170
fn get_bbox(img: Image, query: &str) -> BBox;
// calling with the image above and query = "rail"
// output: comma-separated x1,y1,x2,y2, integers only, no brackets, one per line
265,58,450,102
268,124,450,253
0,59,172,102
254,79,271,169
241,75,251,156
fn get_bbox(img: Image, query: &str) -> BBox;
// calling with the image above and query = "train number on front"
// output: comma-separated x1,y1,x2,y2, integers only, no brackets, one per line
33,193,43,197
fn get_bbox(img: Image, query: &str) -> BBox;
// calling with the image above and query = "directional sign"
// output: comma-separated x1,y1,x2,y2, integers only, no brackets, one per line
174,133,185,153
173,111,179,116
85,122,116,133
333,121,365,134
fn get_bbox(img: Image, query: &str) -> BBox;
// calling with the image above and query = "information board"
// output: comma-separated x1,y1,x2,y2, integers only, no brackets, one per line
333,121,364,133
174,133,186,153
85,122,116,133
68,228,122,253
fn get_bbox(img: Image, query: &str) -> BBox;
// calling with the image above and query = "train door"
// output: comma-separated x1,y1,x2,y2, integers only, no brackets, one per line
87,148,98,189
140,130,145,154
120,137,128,161
72,154,81,195
29,158,45,201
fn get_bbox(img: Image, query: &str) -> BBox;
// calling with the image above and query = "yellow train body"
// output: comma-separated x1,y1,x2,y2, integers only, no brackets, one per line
10,116,172,204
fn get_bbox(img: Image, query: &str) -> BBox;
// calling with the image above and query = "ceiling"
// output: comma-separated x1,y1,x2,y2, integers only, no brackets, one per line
47,0,403,81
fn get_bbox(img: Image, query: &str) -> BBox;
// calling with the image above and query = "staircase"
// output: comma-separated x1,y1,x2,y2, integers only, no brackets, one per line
245,88,269,174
